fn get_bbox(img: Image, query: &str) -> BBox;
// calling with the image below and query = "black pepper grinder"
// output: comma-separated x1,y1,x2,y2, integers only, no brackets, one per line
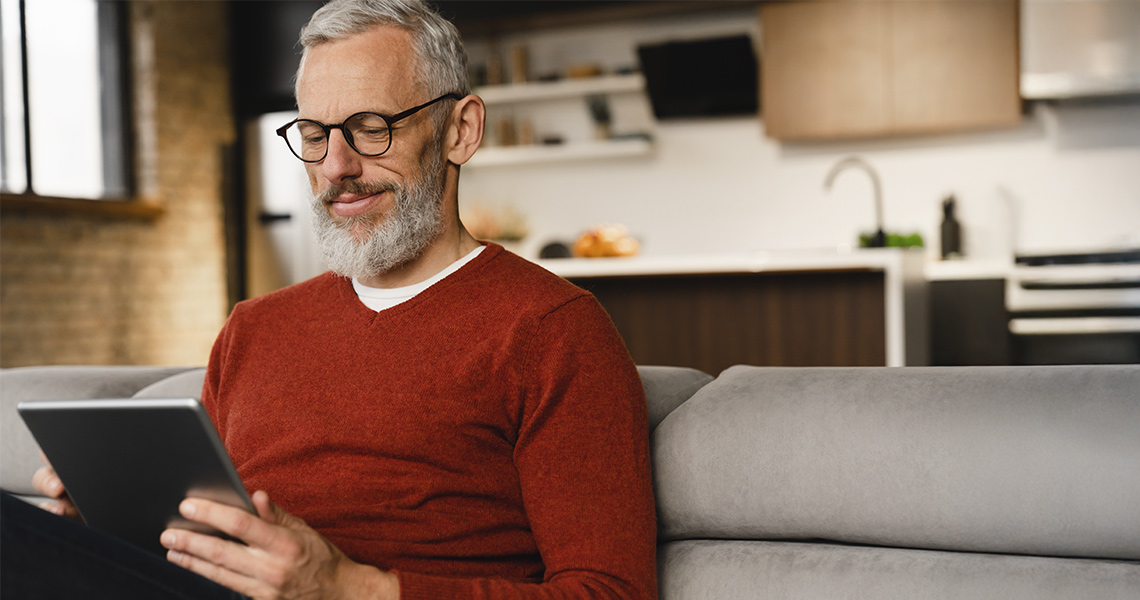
940,195,962,259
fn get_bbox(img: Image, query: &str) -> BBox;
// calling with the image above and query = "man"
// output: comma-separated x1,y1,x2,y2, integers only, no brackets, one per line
22,1,656,599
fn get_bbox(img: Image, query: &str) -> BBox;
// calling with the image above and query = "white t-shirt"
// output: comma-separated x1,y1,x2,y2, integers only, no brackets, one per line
352,245,485,312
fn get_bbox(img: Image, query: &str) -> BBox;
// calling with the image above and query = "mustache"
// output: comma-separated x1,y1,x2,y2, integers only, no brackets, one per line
315,180,398,205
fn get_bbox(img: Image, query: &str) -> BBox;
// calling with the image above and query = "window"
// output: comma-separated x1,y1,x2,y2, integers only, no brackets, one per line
1,0,133,200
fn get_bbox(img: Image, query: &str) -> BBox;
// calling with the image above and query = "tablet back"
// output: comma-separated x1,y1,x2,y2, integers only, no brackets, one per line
17,398,253,556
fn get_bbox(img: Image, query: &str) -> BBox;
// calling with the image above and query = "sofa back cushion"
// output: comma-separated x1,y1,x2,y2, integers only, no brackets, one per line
132,368,207,399
652,365,1140,560
3,365,706,498
637,366,714,432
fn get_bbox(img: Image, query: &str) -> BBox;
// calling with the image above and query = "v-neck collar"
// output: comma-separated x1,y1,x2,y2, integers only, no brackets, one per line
332,242,504,326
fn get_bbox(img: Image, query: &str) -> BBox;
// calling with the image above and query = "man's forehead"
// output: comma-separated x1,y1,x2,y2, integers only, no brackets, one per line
297,25,420,115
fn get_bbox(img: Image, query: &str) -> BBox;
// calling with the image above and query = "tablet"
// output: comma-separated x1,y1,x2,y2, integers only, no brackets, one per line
17,397,254,556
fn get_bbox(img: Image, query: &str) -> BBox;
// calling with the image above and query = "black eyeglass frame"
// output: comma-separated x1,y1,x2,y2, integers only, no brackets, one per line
276,93,463,163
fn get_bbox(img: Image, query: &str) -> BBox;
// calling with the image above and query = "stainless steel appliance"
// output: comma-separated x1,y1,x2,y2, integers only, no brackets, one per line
1007,249,1140,364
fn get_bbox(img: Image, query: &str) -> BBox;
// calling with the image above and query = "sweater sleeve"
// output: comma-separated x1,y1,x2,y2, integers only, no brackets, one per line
200,303,241,442
395,294,658,600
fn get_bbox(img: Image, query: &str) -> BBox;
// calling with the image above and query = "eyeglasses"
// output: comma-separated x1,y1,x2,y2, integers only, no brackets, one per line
276,93,462,163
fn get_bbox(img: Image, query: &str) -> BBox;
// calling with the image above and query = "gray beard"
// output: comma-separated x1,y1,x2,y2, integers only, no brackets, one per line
310,151,446,280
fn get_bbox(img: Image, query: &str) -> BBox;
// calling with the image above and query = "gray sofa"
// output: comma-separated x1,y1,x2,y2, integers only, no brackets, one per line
2,364,1138,598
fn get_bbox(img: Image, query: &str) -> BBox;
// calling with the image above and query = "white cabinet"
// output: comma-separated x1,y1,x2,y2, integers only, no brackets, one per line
468,73,654,167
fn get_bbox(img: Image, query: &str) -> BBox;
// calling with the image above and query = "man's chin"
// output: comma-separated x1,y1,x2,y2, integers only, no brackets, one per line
344,222,376,244
324,212,378,244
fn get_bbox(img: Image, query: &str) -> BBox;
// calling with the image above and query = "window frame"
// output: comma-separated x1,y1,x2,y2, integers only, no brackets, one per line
0,0,162,219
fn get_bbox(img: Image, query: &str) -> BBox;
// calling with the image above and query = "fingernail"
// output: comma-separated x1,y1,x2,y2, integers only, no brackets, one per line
180,501,195,518
160,531,176,548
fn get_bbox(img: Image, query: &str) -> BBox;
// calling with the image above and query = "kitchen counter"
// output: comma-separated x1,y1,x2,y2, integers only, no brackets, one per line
537,248,928,278
537,251,1009,281
535,248,928,367
924,258,1011,281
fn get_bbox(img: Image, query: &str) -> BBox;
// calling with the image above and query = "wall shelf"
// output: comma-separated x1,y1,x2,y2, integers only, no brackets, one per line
467,138,652,168
475,73,646,105
471,73,653,167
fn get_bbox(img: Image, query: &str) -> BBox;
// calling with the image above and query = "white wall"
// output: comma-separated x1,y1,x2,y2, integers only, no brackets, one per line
459,8,1140,262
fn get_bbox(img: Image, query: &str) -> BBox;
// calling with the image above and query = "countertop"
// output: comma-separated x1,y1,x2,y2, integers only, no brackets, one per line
534,250,1010,281
924,258,1012,281
534,247,930,279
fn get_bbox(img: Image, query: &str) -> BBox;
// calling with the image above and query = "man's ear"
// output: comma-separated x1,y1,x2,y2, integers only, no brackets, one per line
445,95,485,166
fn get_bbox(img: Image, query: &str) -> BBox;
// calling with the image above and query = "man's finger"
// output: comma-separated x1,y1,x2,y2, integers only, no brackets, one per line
31,466,81,519
250,490,298,530
161,526,278,583
37,498,76,517
252,490,276,522
166,544,266,599
178,498,285,551
31,465,65,498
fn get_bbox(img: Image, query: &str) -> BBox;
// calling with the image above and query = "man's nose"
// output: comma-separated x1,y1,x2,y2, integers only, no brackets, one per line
320,129,363,184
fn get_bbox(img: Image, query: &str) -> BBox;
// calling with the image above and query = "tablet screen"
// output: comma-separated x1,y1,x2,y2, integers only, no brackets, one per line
18,398,253,556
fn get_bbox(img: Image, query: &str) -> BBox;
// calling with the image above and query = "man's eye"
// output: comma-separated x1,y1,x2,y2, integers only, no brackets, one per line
303,133,327,145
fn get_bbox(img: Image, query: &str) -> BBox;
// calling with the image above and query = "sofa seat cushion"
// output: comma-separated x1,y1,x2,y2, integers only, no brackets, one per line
659,540,1140,600
653,365,1140,560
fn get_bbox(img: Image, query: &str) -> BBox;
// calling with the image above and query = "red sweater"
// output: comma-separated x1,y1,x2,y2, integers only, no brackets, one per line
202,244,657,600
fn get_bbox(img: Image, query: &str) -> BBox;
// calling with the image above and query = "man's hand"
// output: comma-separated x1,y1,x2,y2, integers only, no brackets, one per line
31,460,81,520
160,490,399,600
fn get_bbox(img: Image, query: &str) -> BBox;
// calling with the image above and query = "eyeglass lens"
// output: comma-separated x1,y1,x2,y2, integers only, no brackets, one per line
284,113,391,162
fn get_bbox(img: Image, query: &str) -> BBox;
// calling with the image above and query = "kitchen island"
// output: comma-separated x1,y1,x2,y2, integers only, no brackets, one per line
535,249,928,373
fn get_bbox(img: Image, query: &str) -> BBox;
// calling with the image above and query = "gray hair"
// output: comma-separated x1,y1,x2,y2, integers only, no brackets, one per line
297,0,469,106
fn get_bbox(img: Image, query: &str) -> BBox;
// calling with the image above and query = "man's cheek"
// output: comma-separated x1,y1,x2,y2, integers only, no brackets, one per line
306,167,324,197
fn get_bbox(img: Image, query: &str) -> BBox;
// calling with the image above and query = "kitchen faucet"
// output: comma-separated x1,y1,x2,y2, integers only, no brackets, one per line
823,156,886,248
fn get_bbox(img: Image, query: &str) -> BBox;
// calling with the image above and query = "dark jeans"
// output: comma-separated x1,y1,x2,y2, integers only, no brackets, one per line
1,492,248,600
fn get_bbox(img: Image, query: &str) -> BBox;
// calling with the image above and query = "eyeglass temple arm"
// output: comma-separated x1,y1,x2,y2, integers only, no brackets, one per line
388,93,464,123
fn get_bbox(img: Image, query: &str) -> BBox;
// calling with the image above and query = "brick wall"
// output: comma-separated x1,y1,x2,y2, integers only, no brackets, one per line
0,1,233,368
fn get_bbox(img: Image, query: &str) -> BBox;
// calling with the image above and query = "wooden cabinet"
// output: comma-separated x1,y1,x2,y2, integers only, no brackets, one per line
760,0,1020,140
572,270,888,375
762,1,889,139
